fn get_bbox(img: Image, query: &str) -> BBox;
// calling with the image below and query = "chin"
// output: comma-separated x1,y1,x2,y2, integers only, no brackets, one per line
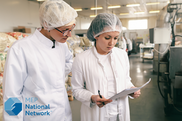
58,39,67,43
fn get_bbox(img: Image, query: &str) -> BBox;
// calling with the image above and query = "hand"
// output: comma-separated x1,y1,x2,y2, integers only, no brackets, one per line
129,86,141,98
91,95,112,108
175,41,181,45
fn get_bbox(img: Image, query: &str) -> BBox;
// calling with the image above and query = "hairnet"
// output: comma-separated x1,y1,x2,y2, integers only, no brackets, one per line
39,0,78,30
87,13,122,41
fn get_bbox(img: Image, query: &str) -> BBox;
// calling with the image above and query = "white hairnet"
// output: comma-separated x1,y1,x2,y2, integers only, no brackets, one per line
39,0,78,30
87,13,122,41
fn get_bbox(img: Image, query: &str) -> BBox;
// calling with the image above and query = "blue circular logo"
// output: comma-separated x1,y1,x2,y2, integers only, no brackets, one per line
4,97,22,116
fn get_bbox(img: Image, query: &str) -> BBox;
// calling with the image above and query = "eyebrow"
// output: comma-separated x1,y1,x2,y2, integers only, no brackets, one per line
58,27,71,31
106,35,119,38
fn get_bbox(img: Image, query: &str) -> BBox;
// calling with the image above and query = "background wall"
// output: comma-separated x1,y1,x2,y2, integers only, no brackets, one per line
120,16,158,43
0,0,92,34
120,16,158,29
0,0,158,39
0,0,40,33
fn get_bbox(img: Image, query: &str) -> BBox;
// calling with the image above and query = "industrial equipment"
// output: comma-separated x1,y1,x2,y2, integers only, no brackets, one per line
156,3,182,116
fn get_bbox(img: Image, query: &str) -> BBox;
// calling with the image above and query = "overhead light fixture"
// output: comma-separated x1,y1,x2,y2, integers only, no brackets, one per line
90,7,103,10
37,0,45,1
134,11,145,14
167,1,170,3
149,10,160,13
146,2,160,5
126,4,140,7
74,9,82,11
120,13,129,15
108,5,121,9
90,15,97,17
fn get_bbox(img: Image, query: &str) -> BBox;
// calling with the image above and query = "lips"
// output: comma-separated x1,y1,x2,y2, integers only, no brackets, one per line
107,47,113,50
63,38,68,40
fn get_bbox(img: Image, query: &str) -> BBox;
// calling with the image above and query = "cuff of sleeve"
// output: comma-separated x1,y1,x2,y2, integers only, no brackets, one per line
81,92,94,108
128,95,134,99
90,102,96,108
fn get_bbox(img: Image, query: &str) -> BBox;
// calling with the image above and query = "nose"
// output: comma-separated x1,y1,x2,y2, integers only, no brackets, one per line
67,31,72,37
109,38,114,46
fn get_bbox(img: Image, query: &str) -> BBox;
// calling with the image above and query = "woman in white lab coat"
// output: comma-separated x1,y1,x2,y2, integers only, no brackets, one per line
3,0,77,121
72,13,141,121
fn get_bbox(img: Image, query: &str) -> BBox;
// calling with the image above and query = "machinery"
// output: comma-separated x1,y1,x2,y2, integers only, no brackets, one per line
162,47,182,115
156,3,182,115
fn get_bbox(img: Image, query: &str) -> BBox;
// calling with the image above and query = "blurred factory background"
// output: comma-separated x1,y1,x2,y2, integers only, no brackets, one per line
0,0,182,121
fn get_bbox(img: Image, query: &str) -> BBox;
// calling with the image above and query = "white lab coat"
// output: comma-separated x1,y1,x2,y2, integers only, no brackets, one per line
118,36,127,51
122,37,127,51
126,38,132,51
3,29,73,121
72,46,134,121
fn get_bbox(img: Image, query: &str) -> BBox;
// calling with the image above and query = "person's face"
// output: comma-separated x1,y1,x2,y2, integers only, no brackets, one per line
95,31,120,55
49,24,75,43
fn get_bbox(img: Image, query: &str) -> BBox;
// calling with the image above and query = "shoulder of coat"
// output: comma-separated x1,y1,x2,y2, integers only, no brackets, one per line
74,48,93,61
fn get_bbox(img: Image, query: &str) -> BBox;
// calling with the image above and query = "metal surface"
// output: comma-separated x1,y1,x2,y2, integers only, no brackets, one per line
169,47,182,79
174,76,182,88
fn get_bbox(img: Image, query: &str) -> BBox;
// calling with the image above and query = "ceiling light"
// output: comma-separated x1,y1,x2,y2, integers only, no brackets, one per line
134,11,145,14
167,1,170,3
149,10,160,13
90,7,103,10
146,2,160,5
126,4,140,7
90,15,97,17
74,9,82,11
108,5,121,9
37,0,45,1
120,13,129,15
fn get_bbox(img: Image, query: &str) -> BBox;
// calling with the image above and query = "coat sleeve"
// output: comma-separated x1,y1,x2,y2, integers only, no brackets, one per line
3,47,27,121
64,43,73,76
71,55,94,108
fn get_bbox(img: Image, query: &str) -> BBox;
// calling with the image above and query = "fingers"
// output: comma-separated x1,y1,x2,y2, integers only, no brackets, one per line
96,98,112,108
133,90,141,98
96,101,104,108
98,103,104,108
135,90,141,95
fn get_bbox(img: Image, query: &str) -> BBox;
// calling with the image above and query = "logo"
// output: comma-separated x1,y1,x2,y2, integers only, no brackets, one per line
24,97,51,116
5,97,22,116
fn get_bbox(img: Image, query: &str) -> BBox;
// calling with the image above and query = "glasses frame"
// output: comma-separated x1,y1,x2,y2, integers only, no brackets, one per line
54,24,76,36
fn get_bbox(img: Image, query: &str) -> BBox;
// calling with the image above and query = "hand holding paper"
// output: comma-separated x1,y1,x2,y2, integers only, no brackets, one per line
129,86,141,98
109,78,151,100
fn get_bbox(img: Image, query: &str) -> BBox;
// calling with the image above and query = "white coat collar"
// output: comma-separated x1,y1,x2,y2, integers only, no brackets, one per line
92,46,113,60
34,28,57,48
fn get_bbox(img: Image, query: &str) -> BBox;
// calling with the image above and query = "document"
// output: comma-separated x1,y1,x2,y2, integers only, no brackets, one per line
109,78,151,100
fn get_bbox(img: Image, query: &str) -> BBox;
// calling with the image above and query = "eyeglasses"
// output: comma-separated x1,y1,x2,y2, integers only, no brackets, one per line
55,24,76,36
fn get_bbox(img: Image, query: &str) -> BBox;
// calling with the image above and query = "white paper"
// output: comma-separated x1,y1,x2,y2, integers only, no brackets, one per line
109,78,151,100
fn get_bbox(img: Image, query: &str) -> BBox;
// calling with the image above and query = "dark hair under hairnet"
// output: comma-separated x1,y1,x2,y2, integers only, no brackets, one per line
87,13,122,41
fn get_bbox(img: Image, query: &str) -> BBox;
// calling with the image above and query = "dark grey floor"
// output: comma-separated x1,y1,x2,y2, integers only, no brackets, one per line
70,53,182,121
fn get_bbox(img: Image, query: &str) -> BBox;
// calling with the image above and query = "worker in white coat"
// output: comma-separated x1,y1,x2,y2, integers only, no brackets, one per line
123,33,132,56
118,33,127,51
72,13,141,121
3,0,77,121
